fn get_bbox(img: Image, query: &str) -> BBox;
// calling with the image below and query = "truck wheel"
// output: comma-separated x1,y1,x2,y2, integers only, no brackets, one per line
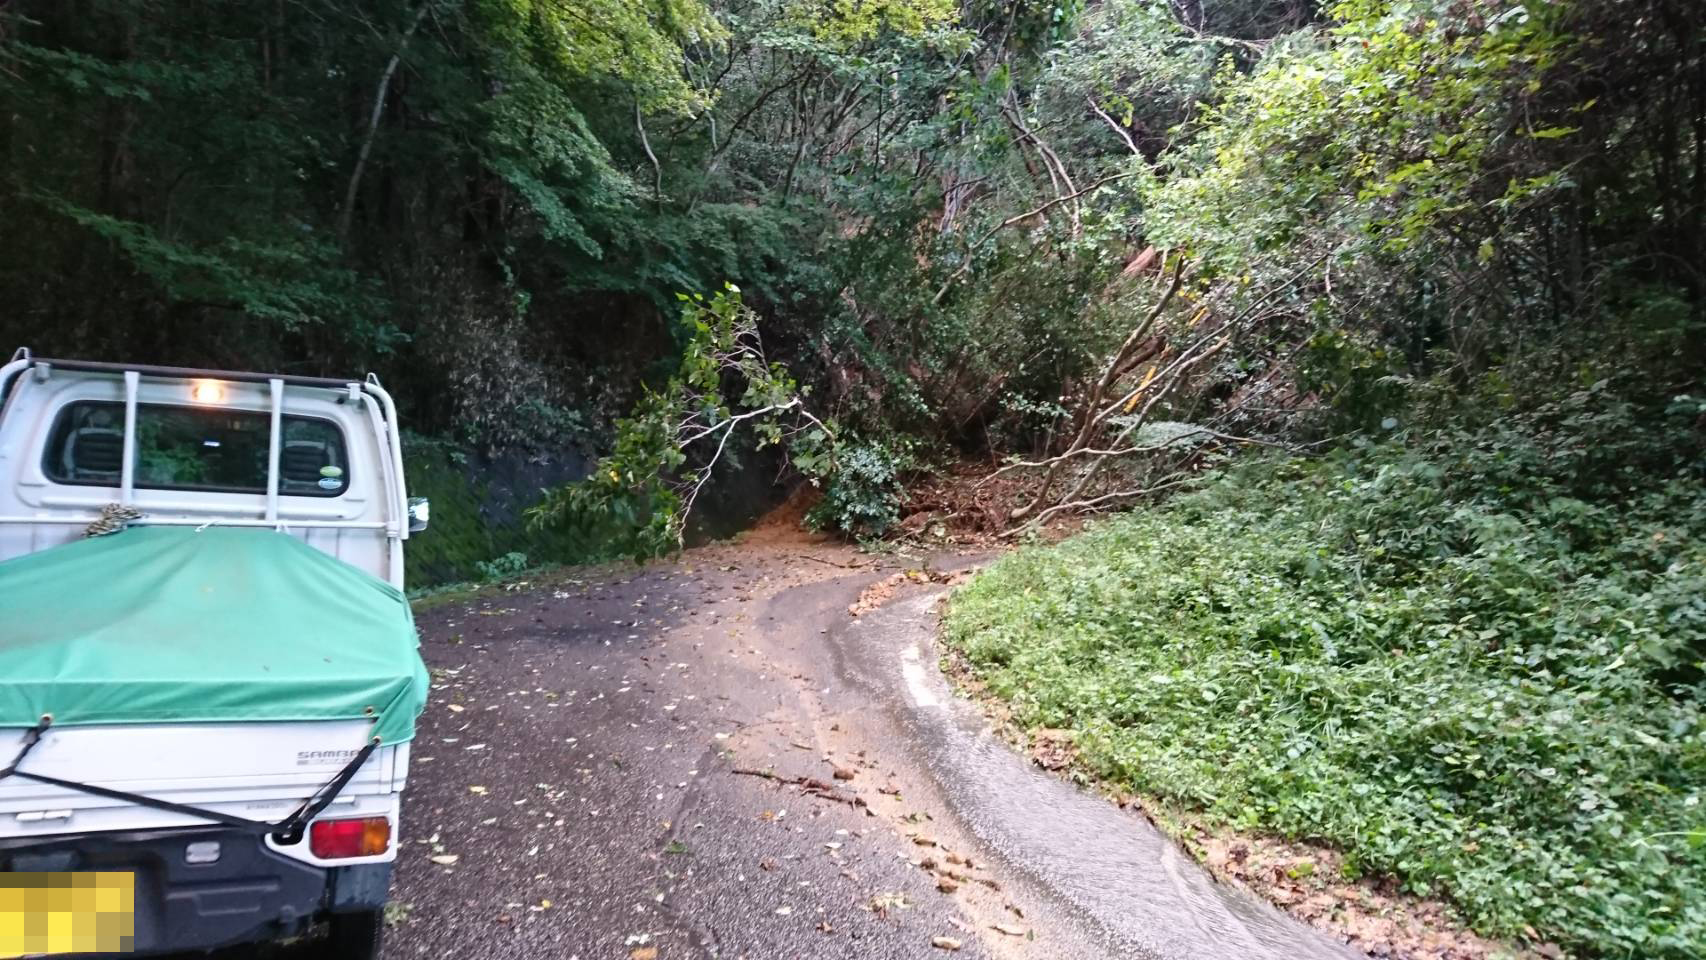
327,908,384,960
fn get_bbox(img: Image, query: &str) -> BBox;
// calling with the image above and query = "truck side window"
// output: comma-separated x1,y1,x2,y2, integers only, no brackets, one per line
42,401,350,497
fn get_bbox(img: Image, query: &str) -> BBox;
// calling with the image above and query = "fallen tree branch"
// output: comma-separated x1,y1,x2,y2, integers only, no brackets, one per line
1086,96,1141,156
984,426,1294,481
791,553,874,570
931,172,1137,305
1042,334,1233,513
1008,474,1200,535
995,249,1338,531
526,286,837,556
1007,258,1185,515
731,768,865,809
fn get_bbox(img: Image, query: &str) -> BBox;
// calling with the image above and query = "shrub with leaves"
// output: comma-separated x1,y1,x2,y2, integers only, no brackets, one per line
805,435,917,539
475,551,531,582
944,391,1706,958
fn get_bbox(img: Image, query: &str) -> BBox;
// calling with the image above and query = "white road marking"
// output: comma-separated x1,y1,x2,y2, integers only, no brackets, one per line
900,645,940,709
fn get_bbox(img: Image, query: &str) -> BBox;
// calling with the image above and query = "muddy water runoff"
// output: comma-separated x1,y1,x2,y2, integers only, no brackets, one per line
831,589,1363,960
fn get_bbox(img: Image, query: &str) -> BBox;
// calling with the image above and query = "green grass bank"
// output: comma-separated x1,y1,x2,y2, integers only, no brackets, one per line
942,401,1706,958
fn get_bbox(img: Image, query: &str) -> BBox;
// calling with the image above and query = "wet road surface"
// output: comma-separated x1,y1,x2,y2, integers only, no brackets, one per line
837,591,1363,960
377,540,1362,960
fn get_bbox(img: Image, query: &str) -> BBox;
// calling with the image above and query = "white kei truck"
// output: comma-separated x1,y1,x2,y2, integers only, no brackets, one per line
0,348,431,959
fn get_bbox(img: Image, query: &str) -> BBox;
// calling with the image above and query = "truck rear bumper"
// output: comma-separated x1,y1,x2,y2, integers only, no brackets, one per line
0,826,390,955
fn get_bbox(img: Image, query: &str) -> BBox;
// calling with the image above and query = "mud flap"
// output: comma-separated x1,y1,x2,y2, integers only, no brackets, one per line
329,861,392,912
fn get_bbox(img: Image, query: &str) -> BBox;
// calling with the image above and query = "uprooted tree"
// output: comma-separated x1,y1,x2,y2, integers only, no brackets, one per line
526,285,835,559
989,249,1327,534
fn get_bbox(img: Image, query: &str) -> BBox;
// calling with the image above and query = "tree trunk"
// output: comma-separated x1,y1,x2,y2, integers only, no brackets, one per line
337,2,431,245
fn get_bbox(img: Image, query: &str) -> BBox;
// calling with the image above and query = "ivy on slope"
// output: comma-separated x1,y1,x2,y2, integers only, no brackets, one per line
944,390,1706,958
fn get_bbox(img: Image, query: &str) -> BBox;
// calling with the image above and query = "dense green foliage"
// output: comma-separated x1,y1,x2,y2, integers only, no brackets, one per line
5,0,1698,501
0,0,732,447
945,394,1706,957
1138,0,1705,424
803,435,917,538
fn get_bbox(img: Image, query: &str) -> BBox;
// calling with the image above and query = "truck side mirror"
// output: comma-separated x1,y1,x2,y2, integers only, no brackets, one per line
407,497,430,534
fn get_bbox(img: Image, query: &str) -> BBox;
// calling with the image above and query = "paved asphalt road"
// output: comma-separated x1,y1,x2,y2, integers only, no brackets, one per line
385,541,1036,960
370,535,1359,960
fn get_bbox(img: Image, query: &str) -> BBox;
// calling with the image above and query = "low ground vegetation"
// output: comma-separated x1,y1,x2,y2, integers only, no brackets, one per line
944,392,1706,958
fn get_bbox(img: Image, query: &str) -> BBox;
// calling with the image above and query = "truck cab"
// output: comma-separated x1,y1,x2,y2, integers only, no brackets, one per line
0,348,421,581
0,348,429,959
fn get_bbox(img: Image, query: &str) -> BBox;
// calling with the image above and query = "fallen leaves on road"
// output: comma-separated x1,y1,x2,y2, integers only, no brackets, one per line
931,936,963,951
629,948,658,960
993,923,1028,937
868,891,912,918
428,854,459,866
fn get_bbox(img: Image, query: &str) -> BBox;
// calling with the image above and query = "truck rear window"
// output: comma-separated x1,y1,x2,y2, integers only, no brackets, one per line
42,401,350,497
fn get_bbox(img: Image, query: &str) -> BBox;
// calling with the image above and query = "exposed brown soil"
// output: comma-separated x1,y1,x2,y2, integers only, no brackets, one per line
726,458,1083,556
896,462,1036,545
848,568,968,617
737,482,833,546
1181,830,1541,960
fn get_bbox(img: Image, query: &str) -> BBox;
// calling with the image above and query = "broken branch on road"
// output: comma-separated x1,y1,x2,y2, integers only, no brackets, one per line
731,767,867,810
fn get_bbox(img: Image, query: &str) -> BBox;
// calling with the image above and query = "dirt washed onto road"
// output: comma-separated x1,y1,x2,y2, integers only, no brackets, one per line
385,530,1360,960
388,540,1046,959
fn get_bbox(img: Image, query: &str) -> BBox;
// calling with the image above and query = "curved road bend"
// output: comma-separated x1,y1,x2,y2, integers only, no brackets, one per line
381,541,1362,960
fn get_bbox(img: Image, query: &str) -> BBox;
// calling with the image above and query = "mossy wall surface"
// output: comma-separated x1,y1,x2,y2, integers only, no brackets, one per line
400,433,789,589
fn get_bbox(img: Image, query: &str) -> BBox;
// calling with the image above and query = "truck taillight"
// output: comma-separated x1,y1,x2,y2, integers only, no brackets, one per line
309,816,391,859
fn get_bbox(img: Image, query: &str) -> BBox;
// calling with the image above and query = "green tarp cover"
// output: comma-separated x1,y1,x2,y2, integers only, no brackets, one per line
0,526,428,743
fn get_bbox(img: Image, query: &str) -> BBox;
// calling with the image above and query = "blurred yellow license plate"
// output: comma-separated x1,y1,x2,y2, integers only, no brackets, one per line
0,872,134,956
